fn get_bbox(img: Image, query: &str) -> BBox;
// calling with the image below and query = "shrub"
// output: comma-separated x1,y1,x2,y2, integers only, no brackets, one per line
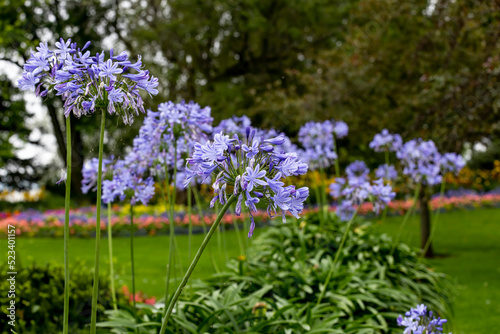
0,262,127,333
98,212,454,333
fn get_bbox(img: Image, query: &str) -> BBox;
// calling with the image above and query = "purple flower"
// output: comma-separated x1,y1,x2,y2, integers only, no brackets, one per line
397,139,443,185
244,164,267,191
375,164,398,180
184,131,310,237
108,87,125,104
369,129,402,152
346,160,370,181
333,120,349,138
242,139,260,159
99,59,123,81
17,72,40,91
18,39,158,124
298,120,337,170
441,152,465,175
329,176,395,220
398,304,450,334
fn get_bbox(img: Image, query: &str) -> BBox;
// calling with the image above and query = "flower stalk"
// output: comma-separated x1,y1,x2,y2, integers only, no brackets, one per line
130,204,136,308
159,195,237,333
391,182,422,256
90,108,106,334
62,116,72,334
317,207,359,305
107,204,117,310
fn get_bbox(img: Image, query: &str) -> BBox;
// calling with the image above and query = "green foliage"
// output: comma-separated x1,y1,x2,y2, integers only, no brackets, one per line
0,262,127,334
98,212,454,333
255,0,500,154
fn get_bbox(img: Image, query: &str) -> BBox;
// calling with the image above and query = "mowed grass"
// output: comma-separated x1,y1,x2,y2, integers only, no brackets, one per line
374,207,500,334
11,228,247,298
4,207,500,333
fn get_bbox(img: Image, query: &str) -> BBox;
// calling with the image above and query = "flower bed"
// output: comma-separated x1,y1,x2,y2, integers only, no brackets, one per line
2,192,500,238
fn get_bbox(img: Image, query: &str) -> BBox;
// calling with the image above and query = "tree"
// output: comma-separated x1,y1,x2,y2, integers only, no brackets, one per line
0,0,146,197
115,0,356,126
248,0,500,256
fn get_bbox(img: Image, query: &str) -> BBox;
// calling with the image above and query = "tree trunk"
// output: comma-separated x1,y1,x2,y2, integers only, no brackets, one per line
419,184,434,258
47,103,66,161
47,105,84,199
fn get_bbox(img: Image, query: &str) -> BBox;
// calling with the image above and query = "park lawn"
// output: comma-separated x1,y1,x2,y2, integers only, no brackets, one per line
374,207,500,334
12,228,247,298
5,207,500,333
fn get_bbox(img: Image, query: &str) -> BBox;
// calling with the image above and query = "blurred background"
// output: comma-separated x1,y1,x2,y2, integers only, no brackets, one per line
1,1,500,333
1,0,500,204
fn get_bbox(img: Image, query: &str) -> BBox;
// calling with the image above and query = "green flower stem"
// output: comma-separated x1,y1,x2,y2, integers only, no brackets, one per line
319,167,329,225
90,108,106,334
316,207,359,305
187,186,193,261
164,161,176,305
312,173,324,228
380,150,390,223
187,186,193,295
159,195,237,333
130,204,136,308
391,183,421,256
107,205,117,310
420,181,446,259
63,116,72,334
192,187,219,273
333,136,340,178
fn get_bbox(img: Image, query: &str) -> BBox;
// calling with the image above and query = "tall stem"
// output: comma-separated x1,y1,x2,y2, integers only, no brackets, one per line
130,204,136,308
333,136,340,178
159,195,237,333
192,187,219,272
312,172,324,227
380,150,390,223
107,205,117,310
90,108,106,334
164,143,178,304
187,186,193,261
420,182,446,259
319,167,329,224
390,183,421,256
63,116,72,334
316,208,359,305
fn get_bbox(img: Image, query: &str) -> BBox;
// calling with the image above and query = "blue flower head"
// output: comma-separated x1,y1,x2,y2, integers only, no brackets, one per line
185,131,310,237
18,39,158,124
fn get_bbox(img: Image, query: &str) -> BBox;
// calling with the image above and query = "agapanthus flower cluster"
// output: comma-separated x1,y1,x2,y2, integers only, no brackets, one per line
369,129,403,152
397,304,450,334
213,115,252,137
440,152,466,175
184,130,309,237
375,164,398,181
329,176,395,221
101,160,156,205
396,139,443,185
18,39,158,124
81,101,214,203
298,120,337,169
333,120,349,139
345,160,370,182
81,157,113,194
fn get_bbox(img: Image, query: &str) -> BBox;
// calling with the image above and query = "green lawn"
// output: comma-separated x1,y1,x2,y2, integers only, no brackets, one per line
374,207,500,334
5,207,500,333
12,228,247,298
